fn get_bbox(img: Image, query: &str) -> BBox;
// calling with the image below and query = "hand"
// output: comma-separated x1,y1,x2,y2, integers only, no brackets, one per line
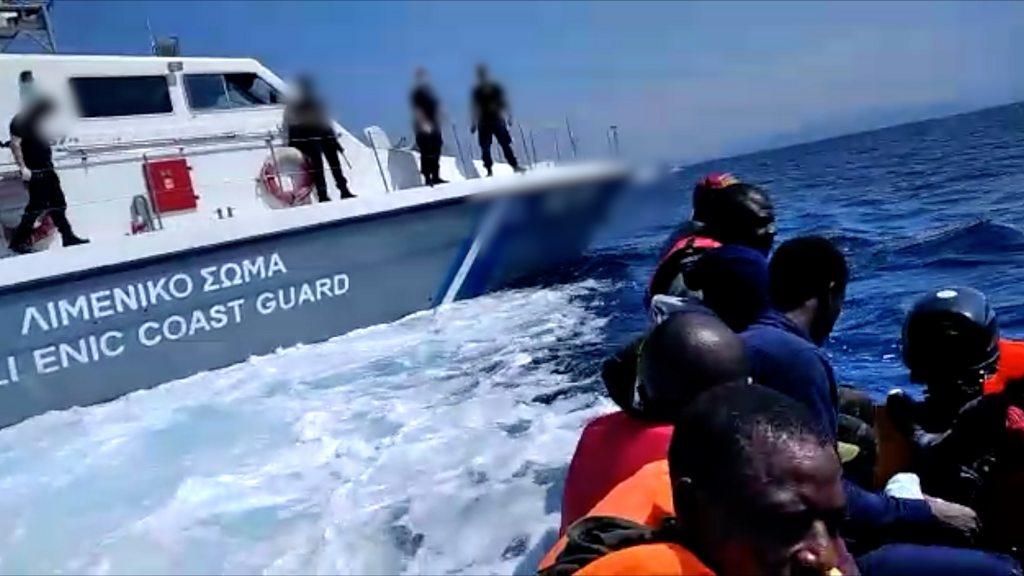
19,167,31,182
925,495,980,543
470,124,477,134
506,116,514,128
886,389,917,436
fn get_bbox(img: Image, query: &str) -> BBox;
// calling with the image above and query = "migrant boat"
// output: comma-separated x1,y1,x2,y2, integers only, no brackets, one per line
0,52,628,428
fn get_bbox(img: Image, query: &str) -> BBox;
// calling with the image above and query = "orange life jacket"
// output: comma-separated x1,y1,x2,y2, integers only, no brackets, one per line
560,411,673,534
540,460,674,570
575,542,715,576
646,234,722,306
984,339,1024,395
541,460,852,576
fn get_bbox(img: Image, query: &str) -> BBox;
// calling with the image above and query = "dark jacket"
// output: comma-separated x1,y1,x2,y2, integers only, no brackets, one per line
741,309,839,437
689,244,769,333
741,311,950,550
844,481,934,552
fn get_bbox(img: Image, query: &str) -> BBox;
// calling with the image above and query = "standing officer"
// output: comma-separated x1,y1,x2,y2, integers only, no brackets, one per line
411,68,446,186
284,76,355,201
8,96,88,254
470,64,521,177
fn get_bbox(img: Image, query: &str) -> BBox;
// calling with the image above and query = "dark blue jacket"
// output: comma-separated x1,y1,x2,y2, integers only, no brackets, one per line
741,309,839,437
844,481,934,550
690,244,770,333
741,310,941,546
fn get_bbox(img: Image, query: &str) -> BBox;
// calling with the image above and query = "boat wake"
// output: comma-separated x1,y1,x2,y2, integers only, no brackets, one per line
0,280,616,575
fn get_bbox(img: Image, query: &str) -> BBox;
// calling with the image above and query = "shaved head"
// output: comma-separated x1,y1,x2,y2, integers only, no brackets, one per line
639,312,749,420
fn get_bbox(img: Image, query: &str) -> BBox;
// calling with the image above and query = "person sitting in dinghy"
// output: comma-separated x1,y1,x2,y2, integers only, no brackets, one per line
647,172,775,321
558,310,749,534
887,287,1024,554
600,174,774,388
543,384,858,576
543,385,1022,576
602,173,774,401
737,236,990,554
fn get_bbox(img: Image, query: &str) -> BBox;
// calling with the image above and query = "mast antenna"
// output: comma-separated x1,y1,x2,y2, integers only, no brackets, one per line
146,18,156,54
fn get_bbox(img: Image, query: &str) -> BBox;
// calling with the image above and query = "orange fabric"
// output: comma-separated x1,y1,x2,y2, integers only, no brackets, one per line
984,339,1024,395
540,460,674,570
560,411,673,533
575,542,714,576
874,404,913,489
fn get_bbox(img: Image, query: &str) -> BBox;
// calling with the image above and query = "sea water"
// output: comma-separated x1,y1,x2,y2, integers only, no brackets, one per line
1,102,1024,574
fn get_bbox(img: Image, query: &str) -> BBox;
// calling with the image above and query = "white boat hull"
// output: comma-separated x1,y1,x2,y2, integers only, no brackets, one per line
0,164,627,428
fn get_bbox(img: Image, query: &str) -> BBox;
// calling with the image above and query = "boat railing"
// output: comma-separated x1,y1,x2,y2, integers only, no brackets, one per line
62,130,279,157
0,128,287,175
0,129,337,222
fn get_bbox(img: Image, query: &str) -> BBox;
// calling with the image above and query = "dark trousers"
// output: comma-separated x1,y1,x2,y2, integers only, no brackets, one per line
416,128,443,183
10,170,76,248
292,137,349,201
478,119,518,172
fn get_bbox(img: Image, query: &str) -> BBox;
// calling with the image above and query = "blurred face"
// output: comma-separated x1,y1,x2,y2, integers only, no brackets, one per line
29,98,54,121
295,77,314,100
697,437,846,576
476,65,489,82
415,68,428,85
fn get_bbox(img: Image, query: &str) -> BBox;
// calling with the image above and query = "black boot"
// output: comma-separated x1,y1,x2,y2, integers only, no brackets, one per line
339,187,356,199
8,241,32,255
62,234,89,247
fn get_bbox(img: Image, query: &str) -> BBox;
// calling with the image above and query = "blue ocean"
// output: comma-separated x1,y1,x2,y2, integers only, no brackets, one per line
1,103,1022,574
585,101,1024,399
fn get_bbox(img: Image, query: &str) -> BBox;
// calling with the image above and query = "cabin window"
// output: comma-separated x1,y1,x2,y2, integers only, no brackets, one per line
184,73,282,111
70,76,174,118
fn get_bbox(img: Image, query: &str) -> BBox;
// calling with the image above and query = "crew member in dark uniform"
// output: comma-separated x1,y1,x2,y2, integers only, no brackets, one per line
470,64,521,177
284,76,354,201
8,97,88,254
411,68,446,186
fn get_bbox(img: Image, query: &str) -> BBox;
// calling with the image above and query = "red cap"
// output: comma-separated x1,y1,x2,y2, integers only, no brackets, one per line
697,172,740,190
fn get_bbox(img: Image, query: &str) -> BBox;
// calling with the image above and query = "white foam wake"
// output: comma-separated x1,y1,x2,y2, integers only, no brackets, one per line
0,280,615,575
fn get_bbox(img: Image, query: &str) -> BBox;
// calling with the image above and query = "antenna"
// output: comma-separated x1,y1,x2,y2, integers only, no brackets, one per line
565,117,578,159
146,16,179,56
0,0,57,53
146,18,156,54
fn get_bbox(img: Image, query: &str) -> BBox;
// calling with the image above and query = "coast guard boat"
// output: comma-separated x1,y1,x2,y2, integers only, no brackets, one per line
0,49,628,428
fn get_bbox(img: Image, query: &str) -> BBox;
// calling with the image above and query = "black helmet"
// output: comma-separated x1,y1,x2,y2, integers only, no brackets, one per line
902,287,1000,384
693,176,775,255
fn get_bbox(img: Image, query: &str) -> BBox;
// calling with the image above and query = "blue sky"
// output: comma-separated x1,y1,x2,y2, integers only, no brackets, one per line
28,1,1024,162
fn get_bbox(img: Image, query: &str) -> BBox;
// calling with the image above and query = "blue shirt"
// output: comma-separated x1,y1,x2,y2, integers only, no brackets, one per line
742,309,938,543
741,309,839,437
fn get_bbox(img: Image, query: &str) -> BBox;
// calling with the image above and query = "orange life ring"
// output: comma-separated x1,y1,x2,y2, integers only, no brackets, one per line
258,148,315,207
